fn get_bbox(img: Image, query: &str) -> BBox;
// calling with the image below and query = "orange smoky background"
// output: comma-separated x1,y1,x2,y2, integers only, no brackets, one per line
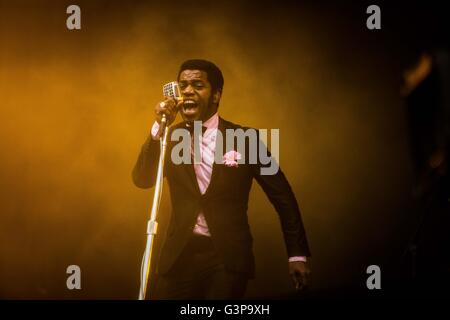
0,1,446,298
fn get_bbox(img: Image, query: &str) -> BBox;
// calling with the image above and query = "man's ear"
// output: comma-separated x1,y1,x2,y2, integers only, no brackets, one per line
212,90,221,104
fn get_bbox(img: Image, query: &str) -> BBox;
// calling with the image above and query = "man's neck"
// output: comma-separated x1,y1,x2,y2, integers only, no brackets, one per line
202,112,219,129
186,112,219,128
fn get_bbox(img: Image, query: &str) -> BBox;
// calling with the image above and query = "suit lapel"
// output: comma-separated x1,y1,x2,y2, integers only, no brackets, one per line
169,125,202,195
185,147,202,195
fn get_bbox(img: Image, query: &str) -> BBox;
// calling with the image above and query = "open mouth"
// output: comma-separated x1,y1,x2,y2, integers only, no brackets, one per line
182,99,198,115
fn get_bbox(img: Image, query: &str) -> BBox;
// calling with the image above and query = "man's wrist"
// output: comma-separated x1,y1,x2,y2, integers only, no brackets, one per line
289,256,307,263
150,121,161,140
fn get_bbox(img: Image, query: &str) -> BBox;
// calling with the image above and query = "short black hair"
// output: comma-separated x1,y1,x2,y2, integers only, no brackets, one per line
178,59,224,93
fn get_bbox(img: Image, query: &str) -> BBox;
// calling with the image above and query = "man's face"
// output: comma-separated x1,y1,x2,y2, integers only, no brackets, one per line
178,69,218,122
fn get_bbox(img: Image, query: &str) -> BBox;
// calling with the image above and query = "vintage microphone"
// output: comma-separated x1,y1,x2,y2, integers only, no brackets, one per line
138,81,182,300
159,82,183,135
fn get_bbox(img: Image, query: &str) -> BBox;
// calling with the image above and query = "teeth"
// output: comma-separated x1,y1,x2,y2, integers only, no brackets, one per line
183,100,196,108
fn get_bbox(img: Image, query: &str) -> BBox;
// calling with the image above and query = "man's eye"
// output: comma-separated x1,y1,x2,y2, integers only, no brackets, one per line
179,82,204,90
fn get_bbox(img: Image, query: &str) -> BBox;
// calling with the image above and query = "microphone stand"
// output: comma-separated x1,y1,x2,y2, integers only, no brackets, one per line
138,114,169,300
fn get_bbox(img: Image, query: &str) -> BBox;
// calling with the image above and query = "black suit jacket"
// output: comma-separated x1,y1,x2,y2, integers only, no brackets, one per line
132,117,310,277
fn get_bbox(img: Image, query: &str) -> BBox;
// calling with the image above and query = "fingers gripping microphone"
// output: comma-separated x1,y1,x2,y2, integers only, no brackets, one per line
160,82,183,133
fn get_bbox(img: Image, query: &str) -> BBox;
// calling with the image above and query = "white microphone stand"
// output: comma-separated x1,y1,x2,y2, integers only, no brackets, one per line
138,114,170,300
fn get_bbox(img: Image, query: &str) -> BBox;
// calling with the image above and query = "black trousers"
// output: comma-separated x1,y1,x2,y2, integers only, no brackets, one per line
154,234,249,300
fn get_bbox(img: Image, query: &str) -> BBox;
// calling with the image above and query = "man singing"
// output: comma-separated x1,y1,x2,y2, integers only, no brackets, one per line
132,59,311,299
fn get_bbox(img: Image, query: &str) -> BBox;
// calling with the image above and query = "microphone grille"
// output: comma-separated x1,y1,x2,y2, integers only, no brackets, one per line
163,82,182,100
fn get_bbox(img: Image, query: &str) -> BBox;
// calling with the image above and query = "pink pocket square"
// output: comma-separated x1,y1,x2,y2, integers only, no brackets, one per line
223,150,242,167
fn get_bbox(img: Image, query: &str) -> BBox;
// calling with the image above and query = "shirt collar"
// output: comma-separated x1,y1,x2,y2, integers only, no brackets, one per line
203,112,219,130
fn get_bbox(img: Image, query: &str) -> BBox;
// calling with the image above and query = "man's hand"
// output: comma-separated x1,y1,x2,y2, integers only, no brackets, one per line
154,97,182,126
289,260,311,291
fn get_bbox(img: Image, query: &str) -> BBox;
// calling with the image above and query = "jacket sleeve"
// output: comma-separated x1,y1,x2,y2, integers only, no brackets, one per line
132,133,161,189
251,136,311,258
